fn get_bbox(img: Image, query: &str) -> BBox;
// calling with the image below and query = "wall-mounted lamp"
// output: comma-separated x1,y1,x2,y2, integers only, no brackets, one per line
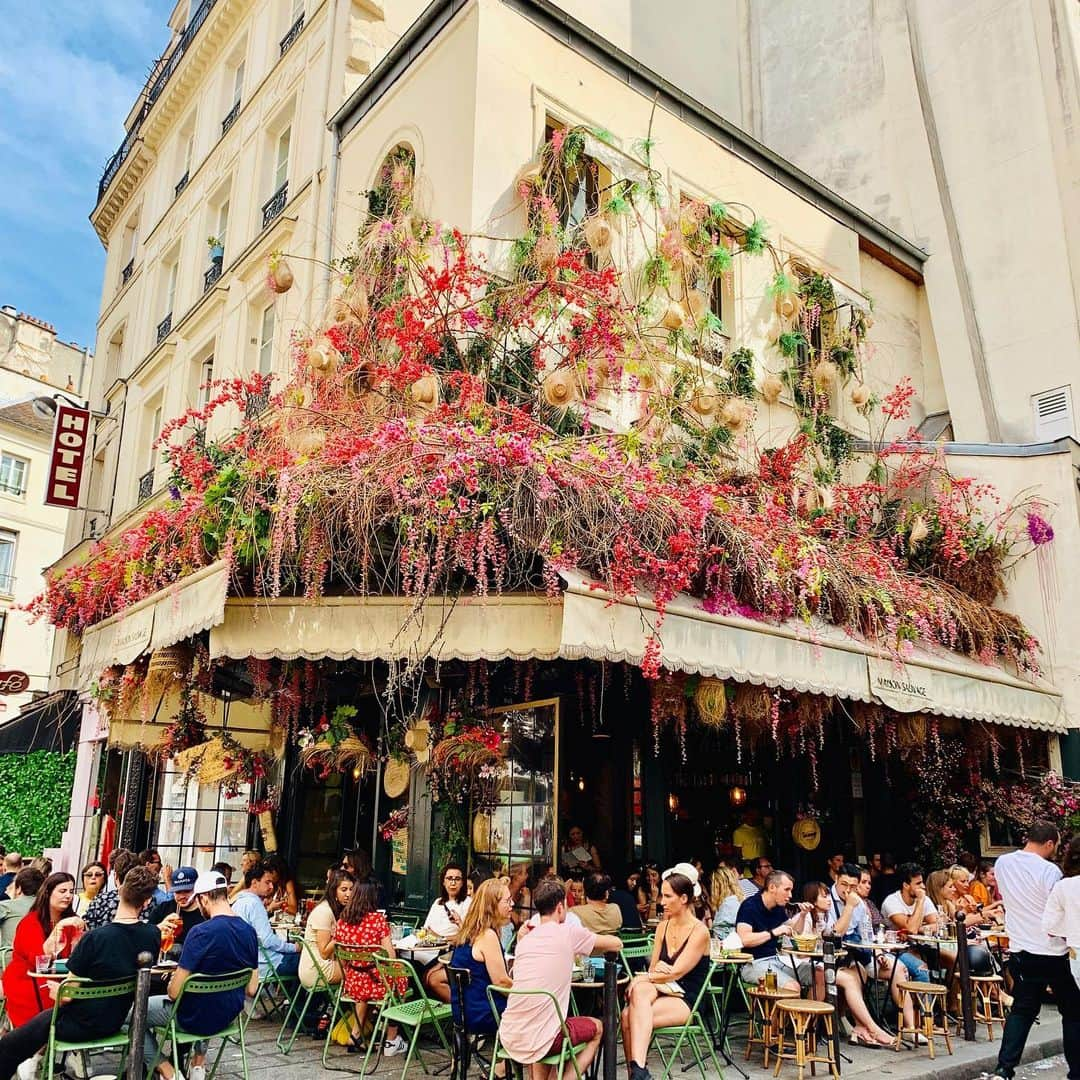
667,793,680,814
729,785,747,807
577,776,585,792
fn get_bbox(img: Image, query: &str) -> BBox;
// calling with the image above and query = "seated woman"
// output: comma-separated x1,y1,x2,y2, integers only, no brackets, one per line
633,864,661,924
336,881,407,1057
708,865,743,942
926,870,995,983
560,826,601,874
424,863,471,938
449,878,513,1040
793,881,893,1048
300,868,354,992
264,854,300,917
507,862,533,930
73,861,106,916
621,865,711,1080
949,865,1004,925
2,872,84,1028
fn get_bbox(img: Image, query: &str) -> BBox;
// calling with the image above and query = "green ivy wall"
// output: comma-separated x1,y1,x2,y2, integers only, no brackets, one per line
0,751,76,855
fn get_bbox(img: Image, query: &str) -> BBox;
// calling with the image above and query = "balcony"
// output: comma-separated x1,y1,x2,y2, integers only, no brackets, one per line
261,182,288,229
97,0,220,204
280,13,304,56
121,259,134,286
137,469,155,503
221,101,240,137
204,259,223,293
0,574,14,597
245,389,270,420
174,171,190,199
0,480,26,498
157,313,173,343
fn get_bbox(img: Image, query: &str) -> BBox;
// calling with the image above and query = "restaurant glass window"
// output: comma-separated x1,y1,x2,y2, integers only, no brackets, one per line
154,760,252,872
471,699,558,879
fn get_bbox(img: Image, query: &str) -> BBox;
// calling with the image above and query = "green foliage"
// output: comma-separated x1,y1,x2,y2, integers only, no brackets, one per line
777,331,806,359
742,219,768,254
562,129,586,167
643,253,671,290
726,347,757,399
767,271,798,298
0,751,76,855
798,271,835,312
707,202,727,228
813,413,854,467
706,245,732,277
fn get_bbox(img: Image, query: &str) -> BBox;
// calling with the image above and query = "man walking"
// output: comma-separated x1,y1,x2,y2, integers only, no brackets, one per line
993,821,1080,1080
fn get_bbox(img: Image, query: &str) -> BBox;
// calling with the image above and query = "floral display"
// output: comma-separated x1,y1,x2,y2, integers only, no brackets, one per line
378,806,410,841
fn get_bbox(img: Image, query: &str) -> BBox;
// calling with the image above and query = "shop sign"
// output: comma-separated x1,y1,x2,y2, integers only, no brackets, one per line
0,671,29,695
391,828,409,875
867,656,931,713
44,402,90,508
791,817,821,851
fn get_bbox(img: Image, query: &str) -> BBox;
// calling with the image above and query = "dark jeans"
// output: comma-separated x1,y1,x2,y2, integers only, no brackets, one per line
0,1009,51,1080
997,950,1080,1078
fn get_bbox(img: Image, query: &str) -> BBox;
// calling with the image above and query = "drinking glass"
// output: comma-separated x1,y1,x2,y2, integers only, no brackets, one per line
390,923,404,944
34,955,50,974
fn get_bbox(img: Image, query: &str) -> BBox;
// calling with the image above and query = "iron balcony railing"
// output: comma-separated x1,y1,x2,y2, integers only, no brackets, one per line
261,182,288,228
221,100,240,136
157,313,173,343
0,574,14,596
96,0,219,203
280,13,304,56
174,171,190,199
244,389,270,420
137,469,155,503
204,259,223,293
0,480,26,497
121,258,135,286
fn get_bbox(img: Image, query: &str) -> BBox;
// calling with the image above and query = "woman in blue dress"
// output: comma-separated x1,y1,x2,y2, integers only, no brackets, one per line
449,877,514,1036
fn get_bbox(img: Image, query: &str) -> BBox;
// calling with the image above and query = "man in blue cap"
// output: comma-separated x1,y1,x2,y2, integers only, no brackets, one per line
148,867,205,959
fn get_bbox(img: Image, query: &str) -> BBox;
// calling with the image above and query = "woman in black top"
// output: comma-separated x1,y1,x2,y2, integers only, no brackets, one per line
621,867,711,1080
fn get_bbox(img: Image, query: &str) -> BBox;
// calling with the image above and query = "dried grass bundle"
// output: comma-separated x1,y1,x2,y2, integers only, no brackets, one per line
302,735,374,776
693,677,728,728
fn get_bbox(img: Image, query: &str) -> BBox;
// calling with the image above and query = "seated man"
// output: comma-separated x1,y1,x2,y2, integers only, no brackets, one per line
500,878,622,1080
0,867,160,1080
0,853,22,899
736,870,812,991
881,862,935,983
148,868,205,959
739,857,772,899
230,861,300,979
0,869,44,952
573,873,622,953
144,870,259,1080
138,850,171,906
83,850,145,930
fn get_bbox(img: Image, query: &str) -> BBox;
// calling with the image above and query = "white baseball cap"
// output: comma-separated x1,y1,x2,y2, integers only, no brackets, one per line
192,870,229,896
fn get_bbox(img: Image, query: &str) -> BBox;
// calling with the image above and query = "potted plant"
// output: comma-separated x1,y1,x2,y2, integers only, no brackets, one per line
207,235,224,263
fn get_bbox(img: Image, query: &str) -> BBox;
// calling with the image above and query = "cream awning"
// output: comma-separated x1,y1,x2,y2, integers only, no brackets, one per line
210,593,564,663
78,561,229,686
558,571,1069,733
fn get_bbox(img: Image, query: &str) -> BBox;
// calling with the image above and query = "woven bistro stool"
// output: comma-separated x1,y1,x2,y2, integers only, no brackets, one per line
746,985,800,1066
894,980,953,1058
964,974,1008,1039
771,999,838,1080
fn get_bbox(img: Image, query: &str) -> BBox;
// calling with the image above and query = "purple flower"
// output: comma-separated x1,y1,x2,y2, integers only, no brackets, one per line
1027,512,1054,546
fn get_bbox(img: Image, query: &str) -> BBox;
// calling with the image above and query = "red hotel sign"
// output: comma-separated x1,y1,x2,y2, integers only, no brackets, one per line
0,671,30,695
45,402,90,508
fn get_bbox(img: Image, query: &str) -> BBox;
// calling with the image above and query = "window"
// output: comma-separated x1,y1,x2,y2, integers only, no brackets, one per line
290,0,304,22
119,214,139,285
543,122,600,234
368,145,416,219
231,61,244,109
0,531,16,595
105,325,125,387
175,120,195,196
198,354,214,408
0,454,28,497
258,305,275,374
273,127,291,194
1032,386,1074,441
146,401,163,473
163,260,178,318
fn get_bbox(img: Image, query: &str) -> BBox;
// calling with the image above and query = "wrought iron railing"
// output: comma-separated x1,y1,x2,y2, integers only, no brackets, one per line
261,182,288,229
0,574,14,596
174,171,190,198
97,0,220,203
84,516,101,540
121,258,134,286
280,13,304,56
0,480,26,497
221,100,240,137
204,260,223,292
137,469,155,503
245,390,270,420
156,313,173,343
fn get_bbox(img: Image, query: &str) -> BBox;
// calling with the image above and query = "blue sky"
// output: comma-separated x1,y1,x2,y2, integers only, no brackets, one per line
0,2,168,349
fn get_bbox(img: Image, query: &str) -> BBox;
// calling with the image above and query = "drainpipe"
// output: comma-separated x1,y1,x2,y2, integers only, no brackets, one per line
315,0,343,311
78,346,90,397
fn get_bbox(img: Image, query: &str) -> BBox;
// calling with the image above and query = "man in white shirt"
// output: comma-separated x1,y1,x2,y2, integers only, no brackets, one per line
881,863,936,985
993,822,1080,1080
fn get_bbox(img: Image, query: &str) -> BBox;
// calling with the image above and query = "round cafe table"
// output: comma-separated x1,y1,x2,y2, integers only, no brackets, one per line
570,971,630,1080
709,953,753,1079
849,941,906,1031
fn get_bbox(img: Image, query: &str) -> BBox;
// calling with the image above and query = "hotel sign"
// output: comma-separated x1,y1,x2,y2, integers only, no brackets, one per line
44,403,90,508
867,656,932,713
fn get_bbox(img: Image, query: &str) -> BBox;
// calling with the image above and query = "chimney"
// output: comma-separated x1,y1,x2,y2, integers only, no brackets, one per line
0,305,15,317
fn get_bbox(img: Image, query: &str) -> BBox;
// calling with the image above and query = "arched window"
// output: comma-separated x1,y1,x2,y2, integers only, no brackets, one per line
368,144,416,218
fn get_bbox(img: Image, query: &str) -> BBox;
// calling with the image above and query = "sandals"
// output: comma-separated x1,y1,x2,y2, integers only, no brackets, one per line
848,1032,882,1049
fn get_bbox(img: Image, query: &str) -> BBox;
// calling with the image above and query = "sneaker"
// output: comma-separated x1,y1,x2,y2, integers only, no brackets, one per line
62,1053,90,1080
16,1054,42,1080
189,1066,206,1080
630,1063,653,1080
383,1036,408,1058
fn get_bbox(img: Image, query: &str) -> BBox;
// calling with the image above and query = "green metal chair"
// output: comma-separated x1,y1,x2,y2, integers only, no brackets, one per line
43,976,136,1079
253,942,299,1018
323,944,386,1067
146,968,254,1080
484,985,588,1080
619,937,654,978
358,955,453,1079
649,961,725,1080
276,935,337,1054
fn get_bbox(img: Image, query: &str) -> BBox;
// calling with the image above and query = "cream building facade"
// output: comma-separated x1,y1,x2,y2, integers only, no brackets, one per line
45,0,1079,864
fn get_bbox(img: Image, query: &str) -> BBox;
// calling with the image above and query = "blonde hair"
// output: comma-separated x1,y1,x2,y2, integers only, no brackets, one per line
710,866,741,910
453,877,509,946
926,869,955,916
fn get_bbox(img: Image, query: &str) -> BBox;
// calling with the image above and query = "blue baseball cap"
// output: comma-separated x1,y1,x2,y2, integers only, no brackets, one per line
171,866,197,891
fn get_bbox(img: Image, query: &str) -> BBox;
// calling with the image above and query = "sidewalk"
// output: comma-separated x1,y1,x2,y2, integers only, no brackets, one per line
221,1011,1065,1080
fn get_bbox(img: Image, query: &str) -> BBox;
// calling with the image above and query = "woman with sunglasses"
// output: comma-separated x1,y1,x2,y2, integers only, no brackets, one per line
73,862,106,916
634,863,661,922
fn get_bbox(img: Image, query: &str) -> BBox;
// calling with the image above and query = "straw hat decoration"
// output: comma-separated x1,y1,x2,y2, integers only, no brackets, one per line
383,757,411,799
403,716,432,765
146,644,193,694
761,373,784,405
267,255,294,294
409,374,441,413
693,677,728,728
542,368,578,410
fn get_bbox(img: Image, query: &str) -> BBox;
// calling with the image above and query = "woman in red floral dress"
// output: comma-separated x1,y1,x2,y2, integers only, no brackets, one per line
335,881,408,1056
